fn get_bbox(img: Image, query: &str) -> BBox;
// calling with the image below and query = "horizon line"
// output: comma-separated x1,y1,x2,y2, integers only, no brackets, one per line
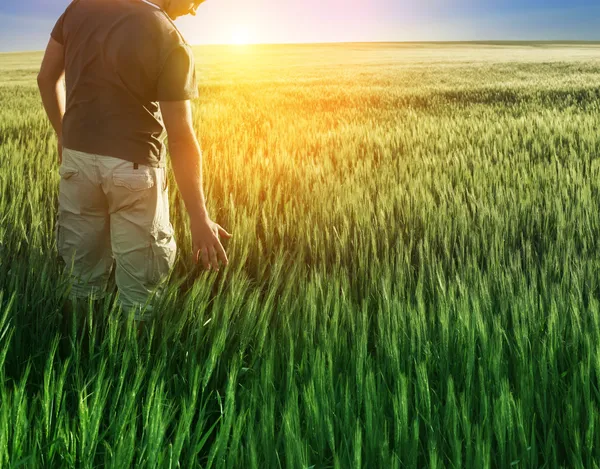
3,39,600,54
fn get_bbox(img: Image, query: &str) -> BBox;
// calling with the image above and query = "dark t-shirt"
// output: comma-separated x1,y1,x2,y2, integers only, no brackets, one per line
51,0,198,167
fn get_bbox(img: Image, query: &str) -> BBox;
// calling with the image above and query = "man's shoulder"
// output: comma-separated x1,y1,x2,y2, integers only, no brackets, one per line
66,0,176,36
127,3,185,45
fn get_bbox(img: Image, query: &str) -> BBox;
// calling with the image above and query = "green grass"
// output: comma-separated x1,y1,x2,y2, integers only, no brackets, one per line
2,42,600,468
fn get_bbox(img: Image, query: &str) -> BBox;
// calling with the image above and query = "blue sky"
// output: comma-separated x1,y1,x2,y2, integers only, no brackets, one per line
1,0,599,52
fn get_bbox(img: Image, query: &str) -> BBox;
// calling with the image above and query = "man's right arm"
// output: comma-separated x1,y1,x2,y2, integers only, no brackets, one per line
160,100,231,270
160,100,208,221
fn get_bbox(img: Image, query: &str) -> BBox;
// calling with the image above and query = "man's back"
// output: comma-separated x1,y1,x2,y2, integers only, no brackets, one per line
52,0,198,167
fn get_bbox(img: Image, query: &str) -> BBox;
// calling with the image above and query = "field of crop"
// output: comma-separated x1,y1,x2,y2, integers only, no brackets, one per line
2,42,600,468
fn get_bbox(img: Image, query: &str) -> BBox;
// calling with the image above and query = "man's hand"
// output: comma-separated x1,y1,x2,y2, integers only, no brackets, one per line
160,99,232,271
191,216,232,271
58,139,63,164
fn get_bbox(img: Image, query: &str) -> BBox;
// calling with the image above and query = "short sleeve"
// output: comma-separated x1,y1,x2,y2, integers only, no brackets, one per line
156,44,198,101
50,11,66,45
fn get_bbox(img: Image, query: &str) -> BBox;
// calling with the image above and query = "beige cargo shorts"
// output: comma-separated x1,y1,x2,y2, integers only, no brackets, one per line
56,147,177,320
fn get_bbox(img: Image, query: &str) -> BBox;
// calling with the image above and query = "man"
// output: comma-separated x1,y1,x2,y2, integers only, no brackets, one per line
37,0,232,327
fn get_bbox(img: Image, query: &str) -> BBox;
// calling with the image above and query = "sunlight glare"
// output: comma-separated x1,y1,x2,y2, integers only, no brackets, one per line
230,27,251,45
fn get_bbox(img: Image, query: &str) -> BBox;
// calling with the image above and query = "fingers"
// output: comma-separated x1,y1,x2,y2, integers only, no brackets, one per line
214,241,229,266
207,245,219,271
196,244,226,271
218,225,233,238
197,246,208,269
193,222,232,270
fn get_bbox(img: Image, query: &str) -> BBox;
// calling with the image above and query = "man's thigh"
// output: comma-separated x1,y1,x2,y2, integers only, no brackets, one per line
57,148,113,298
101,157,176,318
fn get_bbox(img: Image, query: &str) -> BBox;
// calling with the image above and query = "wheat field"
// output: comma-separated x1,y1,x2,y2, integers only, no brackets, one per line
1,42,600,468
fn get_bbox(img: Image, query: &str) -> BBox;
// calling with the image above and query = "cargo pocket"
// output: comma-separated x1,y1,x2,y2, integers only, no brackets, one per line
160,167,168,192
148,223,177,286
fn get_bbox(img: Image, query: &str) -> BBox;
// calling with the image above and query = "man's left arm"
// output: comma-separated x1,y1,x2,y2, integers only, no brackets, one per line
38,37,65,163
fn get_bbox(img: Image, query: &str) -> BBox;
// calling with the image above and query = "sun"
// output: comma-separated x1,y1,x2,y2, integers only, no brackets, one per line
230,27,251,46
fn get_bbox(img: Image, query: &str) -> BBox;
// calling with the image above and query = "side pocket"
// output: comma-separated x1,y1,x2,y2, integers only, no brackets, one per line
162,167,168,192
59,166,79,180
148,224,177,286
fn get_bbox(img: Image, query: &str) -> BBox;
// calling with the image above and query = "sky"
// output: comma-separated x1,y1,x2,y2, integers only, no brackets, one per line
1,0,600,52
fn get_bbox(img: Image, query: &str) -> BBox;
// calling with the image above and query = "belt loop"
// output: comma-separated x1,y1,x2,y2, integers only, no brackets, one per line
133,163,138,169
